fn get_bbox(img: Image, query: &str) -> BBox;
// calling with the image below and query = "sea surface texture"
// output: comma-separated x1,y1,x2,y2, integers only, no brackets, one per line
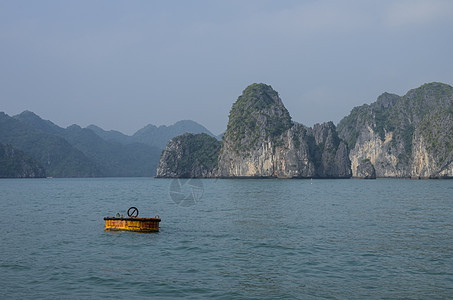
1,178,452,299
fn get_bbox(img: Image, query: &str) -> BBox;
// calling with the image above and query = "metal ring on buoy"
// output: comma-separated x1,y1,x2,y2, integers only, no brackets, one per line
154,214,160,219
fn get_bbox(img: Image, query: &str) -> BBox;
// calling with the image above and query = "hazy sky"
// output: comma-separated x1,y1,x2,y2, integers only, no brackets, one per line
1,0,452,135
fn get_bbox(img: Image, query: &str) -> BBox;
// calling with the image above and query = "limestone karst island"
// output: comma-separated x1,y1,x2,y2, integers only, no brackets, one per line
1,82,452,179
157,82,453,179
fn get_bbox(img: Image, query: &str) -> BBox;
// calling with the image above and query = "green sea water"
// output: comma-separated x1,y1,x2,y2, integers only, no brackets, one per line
1,178,452,299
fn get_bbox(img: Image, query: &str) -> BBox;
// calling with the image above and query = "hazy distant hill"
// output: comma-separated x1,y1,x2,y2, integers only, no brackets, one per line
0,143,46,178
13,110,65,135
0,110,219,177
0,112,100,177
63,125,161,177
13,112,162,177
87,125,134,144
133,120,217,149
88,120,217,151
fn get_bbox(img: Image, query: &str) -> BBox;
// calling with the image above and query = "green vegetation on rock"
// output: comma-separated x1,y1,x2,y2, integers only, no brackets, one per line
224,83,292,152
157,133,221,177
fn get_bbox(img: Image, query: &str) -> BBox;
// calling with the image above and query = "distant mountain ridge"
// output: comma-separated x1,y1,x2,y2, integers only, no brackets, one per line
0,112,100,177
88,120,217,149
86,125,134,144
0,110,218,177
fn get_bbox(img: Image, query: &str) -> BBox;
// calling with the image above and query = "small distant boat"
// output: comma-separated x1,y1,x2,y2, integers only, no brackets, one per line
104,207,161,233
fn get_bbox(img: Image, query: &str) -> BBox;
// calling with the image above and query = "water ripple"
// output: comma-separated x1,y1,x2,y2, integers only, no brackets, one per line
0,178,452,299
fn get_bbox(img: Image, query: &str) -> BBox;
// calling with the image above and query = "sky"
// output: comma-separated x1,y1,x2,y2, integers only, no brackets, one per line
1,0,452,135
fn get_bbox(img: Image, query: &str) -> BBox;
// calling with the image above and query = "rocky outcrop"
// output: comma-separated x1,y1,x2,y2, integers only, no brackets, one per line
158,82,453,179
216,84,352,178
158,83,351,178
355,159,376,179
156,133,221,178
0,143,46,178
217,84,310,178
338,82,453,178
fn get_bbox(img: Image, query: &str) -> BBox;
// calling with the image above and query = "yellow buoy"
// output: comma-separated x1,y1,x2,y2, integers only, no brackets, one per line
104,207,161,233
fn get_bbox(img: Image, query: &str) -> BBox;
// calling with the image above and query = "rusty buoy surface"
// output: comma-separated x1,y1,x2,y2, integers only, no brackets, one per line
104,207,161,233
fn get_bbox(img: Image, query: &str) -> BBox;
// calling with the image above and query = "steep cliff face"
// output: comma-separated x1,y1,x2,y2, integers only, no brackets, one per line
217,84,308,177
412,104,453,177
156,133,221,178
218,121,316,178
216,83,350,178
0,143,46,178
338,82,453,178
307,122,351,178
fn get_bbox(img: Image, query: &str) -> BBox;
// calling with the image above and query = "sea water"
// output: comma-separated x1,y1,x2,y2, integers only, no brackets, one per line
0,178,452,299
